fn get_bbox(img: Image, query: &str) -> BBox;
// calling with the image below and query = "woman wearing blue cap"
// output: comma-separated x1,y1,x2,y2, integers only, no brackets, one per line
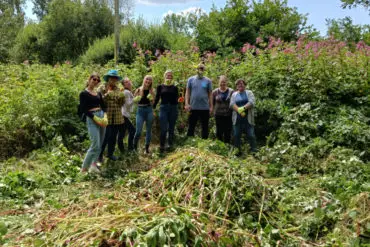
98,69,125,161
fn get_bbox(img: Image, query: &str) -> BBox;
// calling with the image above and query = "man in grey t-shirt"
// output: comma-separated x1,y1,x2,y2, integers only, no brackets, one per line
185,63,213,139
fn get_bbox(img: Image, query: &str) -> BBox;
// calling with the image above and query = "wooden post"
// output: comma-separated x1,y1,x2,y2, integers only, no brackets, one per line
114,0,120,65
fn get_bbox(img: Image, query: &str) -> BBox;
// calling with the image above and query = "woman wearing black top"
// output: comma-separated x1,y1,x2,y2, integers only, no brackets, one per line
154,70,179,153
79,73,107,173
133,75,155,154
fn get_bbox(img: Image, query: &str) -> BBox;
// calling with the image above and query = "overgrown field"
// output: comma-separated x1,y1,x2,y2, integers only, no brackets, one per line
0,37,369,246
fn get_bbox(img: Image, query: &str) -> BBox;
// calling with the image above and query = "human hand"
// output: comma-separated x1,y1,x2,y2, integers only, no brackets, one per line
185,104,191,112
93,115,108,127
237,107,245,114
133,96,141,103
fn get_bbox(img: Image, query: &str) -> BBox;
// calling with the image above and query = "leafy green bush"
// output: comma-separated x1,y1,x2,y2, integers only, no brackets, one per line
80,20,191,65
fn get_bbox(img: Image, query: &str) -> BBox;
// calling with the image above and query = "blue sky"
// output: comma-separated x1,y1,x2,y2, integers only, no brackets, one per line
24,0,370,36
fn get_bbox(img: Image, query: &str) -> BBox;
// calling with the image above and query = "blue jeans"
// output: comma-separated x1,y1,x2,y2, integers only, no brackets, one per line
82,110,106,169
134,106,153,148
159,104,178,148
233,116,257,153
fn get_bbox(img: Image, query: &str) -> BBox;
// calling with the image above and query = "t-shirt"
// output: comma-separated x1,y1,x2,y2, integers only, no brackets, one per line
187,75,212,110
121,89,134,118
235,91,249,107
153,84,179,108
79,90,105,119
138,89,151,105
212,88,233,116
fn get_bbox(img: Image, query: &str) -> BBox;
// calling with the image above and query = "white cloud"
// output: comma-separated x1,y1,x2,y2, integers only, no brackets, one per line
163,7,203,17
137,0,200,5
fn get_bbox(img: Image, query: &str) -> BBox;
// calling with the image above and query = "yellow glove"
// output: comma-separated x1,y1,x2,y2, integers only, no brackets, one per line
147,94,153,101
102,113,108,125
133,96,141,103
237,107,245,114
240,112,246,117
93,115,108,127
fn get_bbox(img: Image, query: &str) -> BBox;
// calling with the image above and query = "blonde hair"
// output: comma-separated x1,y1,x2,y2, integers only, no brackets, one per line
135,75,153,96
140,75,153,90
164,69,173,80
219,75,227,85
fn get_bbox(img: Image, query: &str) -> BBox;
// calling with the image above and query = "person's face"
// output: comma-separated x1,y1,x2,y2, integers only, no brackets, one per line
197,67,205,76
124,80,132,90
165,72,173,80
108,77,118,89
219,79,227,89
89,76,101,88
144,77,152,88
237,82,246,91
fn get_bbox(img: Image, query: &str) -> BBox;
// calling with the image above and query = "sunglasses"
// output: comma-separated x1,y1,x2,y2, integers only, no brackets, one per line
92,77,101,82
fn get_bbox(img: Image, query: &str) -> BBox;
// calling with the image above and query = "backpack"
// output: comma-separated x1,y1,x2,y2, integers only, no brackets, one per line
77,104,86,122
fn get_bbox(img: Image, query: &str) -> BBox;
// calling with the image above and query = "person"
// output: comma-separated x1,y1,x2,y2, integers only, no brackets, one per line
79,73,107,173
230,78,257,155
212,75,233,143
98,69,125,161
154,70,179,153
118,77,136,152
185,63,213,139
133,75,155,154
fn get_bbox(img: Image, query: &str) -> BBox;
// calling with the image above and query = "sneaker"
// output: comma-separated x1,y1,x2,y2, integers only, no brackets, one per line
89,163,101,173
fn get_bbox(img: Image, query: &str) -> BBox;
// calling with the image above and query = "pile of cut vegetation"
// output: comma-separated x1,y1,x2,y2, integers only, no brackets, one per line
31,148,309,246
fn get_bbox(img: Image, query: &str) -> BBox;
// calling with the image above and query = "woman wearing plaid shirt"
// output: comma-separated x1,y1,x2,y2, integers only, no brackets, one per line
98,70,125,161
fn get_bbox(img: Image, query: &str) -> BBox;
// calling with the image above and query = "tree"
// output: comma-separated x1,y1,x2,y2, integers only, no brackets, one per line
327,16,370,44
0,1,25,62
195,0,308,52
0,0,25,15
341,0,370,9
12,0,114,64
163,8,205,36
31,0,51,20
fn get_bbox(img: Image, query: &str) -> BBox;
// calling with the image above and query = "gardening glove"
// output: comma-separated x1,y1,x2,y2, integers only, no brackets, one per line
102,113,108,125
133,96,141,103
93,115,108,127
147,94,153,101
240,112,246,117
237,107,245,115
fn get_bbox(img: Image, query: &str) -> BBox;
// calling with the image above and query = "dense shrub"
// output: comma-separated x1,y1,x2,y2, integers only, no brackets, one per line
80,20,191,65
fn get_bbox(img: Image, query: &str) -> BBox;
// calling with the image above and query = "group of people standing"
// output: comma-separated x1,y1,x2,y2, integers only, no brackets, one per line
79,64,257,173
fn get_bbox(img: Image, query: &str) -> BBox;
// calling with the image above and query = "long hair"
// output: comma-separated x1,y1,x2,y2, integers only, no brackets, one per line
140,75,153,90
164,69,172,81
85,72,100,87
107,76,118,90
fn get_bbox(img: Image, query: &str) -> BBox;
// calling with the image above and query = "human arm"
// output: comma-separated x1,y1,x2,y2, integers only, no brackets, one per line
185,78,191,111
244,90,255,110
153,85,161,108
208,80,213,114
147,88,155,103
79,92,94,119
